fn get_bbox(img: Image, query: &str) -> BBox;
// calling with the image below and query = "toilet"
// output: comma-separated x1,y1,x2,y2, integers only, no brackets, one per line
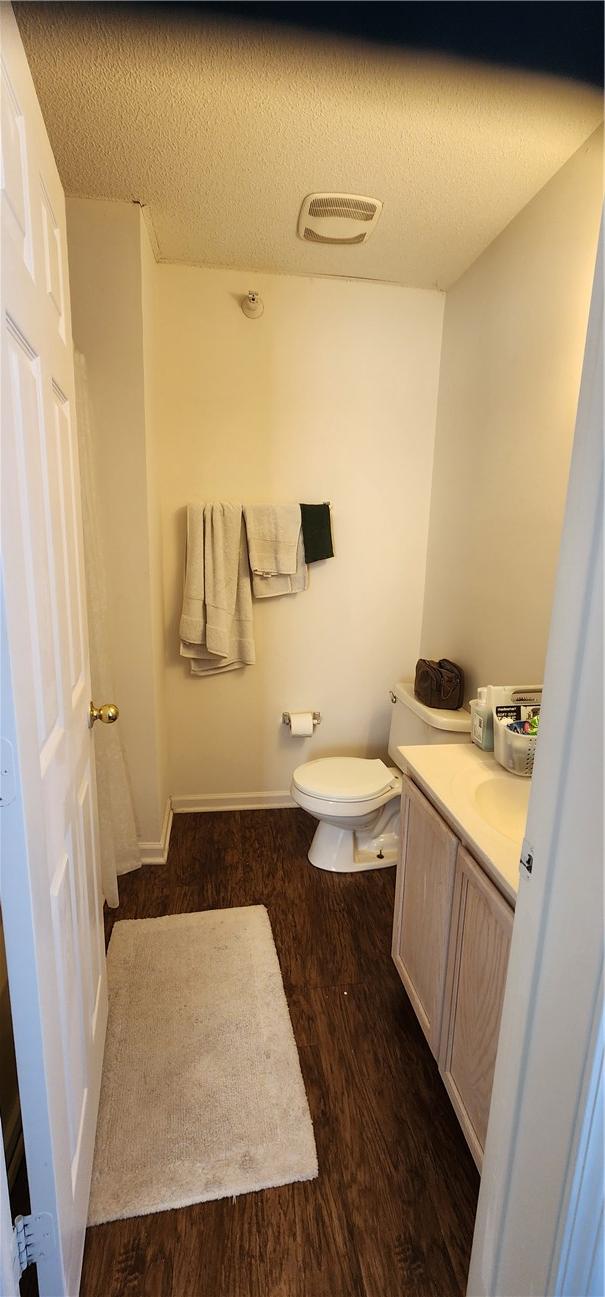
290,681,471,872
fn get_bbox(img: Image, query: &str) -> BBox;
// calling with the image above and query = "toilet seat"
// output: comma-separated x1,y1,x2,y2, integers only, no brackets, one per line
292,758,402,823
292,757,396,803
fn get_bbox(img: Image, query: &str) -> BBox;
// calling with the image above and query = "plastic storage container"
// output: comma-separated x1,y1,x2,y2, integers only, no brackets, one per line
470,687,494,750
493,715,537,776
488,684,542,777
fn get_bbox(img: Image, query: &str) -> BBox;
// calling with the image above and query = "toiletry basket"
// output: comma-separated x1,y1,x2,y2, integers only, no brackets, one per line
493,715,536,777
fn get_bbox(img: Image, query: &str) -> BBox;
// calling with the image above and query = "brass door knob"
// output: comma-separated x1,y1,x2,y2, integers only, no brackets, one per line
89,701,119,728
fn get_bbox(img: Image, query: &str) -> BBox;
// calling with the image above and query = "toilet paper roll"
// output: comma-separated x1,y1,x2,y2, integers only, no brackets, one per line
289,711,315,737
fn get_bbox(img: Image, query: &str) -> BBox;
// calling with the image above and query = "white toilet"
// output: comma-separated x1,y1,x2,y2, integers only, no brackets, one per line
290,681,471,873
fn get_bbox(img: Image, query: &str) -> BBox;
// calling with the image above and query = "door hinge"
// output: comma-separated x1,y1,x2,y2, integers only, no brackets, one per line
520,837,534,879
12,1212,55,1282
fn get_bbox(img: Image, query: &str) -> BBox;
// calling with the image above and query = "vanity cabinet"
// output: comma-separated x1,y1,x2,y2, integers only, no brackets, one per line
392,776,513,1170
439,846,513,1167
391,777,458,1057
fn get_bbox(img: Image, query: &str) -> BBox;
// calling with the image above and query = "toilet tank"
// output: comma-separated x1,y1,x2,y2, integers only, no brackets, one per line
388,681,471,767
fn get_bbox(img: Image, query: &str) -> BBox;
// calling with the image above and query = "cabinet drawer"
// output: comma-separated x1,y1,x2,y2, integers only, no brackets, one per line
392,777,458,1057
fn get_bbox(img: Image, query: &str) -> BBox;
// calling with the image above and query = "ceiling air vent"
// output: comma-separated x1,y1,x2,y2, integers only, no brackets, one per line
298,193,383,245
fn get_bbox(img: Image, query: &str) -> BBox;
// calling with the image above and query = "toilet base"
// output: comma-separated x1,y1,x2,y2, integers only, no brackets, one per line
307,820,398,873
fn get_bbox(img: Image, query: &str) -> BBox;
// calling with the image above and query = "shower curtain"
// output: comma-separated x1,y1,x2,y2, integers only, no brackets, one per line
75,351,141,908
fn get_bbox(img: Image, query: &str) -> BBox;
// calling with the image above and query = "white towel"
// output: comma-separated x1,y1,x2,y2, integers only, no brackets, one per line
251,529,309,599
179,503,255,674
243,504,301,576
203,502,244,657
179,504,206,646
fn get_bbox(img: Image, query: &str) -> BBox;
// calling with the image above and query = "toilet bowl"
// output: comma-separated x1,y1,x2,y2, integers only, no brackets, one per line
290,681,472,873
291,757,403,873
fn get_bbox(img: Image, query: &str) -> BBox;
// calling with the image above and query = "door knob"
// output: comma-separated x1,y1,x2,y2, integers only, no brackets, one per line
89,701,119,728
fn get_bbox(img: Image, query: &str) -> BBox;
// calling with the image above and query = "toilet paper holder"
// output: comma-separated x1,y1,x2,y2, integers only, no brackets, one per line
282,711,321,728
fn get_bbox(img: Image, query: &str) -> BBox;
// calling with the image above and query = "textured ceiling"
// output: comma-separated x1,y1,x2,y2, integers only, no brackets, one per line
15,4,604,288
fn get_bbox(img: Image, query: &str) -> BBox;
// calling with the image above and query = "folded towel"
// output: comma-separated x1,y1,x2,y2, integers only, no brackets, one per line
179,503,255,674
179,504,206,645
252,529,309,599
243,504,301,576
300,502,334,564
203,502,244,658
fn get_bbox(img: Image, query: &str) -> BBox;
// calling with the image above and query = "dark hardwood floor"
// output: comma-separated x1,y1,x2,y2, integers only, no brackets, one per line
81,808,479,1297
13,1156,39,1297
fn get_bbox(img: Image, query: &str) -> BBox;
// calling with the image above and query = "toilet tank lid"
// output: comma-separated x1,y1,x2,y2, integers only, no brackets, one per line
392,681,471,732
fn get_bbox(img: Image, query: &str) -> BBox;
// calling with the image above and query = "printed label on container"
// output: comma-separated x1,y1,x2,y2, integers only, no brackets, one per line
472,713,484,743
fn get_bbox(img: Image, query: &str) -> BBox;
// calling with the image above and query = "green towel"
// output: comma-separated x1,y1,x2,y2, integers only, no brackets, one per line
300,503,334,564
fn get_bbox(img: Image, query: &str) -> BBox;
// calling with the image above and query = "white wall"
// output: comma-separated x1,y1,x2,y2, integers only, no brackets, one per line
420,127,603,700
66,199,168,843
152,268,444,799
67,130,601,816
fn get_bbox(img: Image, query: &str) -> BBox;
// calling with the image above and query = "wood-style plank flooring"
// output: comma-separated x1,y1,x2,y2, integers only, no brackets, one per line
81,809,479,1297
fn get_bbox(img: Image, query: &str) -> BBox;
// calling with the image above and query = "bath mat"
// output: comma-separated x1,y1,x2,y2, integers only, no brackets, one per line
88,906,318,1224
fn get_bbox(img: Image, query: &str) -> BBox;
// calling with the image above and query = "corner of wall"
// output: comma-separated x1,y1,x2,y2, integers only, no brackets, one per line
139,208,170,821
67,196,168,844
416,290,447,662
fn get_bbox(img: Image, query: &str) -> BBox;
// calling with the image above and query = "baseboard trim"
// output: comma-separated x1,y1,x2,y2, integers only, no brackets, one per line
172,791,296,813
139,799,174,864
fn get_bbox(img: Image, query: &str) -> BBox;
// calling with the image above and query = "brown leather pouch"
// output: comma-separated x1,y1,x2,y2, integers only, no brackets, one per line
414,658,465,710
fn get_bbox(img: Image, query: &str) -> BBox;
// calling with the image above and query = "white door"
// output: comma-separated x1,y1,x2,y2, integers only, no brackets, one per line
0,7,107,1296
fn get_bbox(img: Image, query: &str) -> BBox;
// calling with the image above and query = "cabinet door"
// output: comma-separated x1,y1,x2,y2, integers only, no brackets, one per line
439,846,513,1169
392,777,458,1057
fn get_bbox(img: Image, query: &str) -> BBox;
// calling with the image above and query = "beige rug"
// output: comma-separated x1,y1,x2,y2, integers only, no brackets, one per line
88,906,318,1224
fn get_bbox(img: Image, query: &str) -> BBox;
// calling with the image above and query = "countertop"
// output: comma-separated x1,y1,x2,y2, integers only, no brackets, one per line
397,742,530,905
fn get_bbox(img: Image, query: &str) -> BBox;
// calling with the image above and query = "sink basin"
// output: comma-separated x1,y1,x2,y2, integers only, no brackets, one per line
399,744,527,899
474,774,530,841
